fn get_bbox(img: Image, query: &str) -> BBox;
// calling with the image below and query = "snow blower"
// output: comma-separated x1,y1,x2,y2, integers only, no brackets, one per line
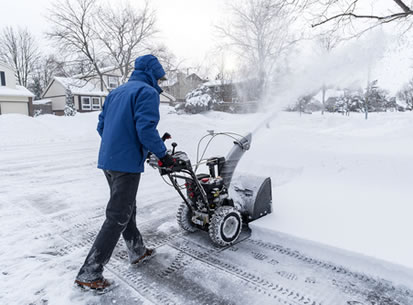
148,131,272,247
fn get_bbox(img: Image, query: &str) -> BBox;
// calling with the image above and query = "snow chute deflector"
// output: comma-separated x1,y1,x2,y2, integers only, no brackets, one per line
221,133,272,222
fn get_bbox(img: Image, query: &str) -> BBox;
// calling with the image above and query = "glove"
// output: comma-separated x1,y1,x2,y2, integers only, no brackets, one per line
158,153,175,168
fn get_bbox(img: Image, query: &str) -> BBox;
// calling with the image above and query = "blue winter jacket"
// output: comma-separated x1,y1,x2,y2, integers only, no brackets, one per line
97,55,167,173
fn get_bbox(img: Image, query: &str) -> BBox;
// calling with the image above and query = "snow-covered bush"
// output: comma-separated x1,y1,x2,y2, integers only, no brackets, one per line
64,88,77,116
33,109,43,117
184,85,217,114
287,83,402,117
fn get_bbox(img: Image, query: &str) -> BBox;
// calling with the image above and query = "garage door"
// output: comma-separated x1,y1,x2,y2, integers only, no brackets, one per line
0,102,29,115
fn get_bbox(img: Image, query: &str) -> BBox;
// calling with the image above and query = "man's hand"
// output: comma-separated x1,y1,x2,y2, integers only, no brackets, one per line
158,153,175,168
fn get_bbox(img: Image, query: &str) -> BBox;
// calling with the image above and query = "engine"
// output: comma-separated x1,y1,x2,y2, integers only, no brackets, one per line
186,175,229,210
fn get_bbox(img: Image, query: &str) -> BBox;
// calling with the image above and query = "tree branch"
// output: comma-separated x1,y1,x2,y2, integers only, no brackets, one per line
312,11,412,27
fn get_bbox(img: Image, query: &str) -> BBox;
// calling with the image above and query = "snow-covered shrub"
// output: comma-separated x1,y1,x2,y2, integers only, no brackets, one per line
64,88,77,116
33,109,43,117
184,85,217,114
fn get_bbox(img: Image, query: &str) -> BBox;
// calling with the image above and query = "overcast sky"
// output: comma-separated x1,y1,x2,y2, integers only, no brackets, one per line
1,0,412,93
0,0,226,67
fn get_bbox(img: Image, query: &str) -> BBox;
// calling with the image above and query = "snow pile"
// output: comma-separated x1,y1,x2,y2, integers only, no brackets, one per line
0,113,99,146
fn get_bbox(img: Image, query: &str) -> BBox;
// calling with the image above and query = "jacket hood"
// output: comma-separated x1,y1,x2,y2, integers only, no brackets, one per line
129,55,165,93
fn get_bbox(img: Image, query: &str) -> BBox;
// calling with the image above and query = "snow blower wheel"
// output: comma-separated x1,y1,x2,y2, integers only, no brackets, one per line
209,206,242,247
176,202,197,233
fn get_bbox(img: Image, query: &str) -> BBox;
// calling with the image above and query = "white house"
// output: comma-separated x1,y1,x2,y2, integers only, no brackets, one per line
42,66,176,115
42,76,107,115
0,62,35,116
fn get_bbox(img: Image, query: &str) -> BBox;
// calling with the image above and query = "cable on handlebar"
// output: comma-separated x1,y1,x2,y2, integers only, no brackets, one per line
194,131,248,173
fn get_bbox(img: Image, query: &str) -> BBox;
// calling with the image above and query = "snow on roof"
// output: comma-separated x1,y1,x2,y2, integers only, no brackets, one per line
160,91,176,102
54,77,107,96
203,79,244,87
33,99,52,105
0,85,35,97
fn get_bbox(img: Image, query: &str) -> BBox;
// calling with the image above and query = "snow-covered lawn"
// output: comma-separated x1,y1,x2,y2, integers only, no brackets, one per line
1,107,412,304
246,111,413,269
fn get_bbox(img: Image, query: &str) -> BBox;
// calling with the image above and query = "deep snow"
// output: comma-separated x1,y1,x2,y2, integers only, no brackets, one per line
1,106,413,304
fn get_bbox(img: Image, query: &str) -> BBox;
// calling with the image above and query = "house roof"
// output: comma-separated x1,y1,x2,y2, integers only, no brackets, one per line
0,85,35,98
203,79,234,86
161,71,206,88
161,73,179,87
186,73,204,81
160,91,176,102
54,77,107,96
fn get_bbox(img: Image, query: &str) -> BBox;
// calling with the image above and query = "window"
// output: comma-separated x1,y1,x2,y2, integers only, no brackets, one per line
92,97,101,110
81,96,101,110
81,97,91,110
0,71,5,86
108,76,119,89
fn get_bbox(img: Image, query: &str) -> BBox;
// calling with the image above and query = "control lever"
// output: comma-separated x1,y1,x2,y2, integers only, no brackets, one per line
147,132,171,161
171,142,177,154
162,132,171,142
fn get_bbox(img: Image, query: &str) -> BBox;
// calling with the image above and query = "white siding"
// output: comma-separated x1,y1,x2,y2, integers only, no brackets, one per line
52,96,67,111
74,95,80,110
43,80,67,111
0,63,16,89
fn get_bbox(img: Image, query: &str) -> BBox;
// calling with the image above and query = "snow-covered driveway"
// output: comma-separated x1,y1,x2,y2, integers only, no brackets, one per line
1,110,413,304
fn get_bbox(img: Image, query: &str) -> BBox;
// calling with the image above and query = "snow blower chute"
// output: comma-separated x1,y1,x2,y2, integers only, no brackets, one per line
148,131,272,247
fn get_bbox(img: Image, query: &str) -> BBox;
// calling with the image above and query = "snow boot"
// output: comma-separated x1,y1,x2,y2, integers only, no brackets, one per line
75,278,112,291
131,248,156,266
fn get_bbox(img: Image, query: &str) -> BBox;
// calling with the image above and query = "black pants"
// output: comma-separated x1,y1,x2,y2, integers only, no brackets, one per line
76,170,146,281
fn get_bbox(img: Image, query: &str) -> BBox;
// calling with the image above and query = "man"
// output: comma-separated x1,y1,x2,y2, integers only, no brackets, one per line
75,54,174,290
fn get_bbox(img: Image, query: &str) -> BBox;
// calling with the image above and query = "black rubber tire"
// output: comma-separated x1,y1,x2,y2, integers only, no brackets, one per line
208,206,242,247
176,202,197,233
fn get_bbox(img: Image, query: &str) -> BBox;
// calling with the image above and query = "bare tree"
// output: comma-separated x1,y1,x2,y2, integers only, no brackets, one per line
48,0,159,88
29,54,67,99
152,44,184,77
47,0,105,89
0,26,40,87
310,0,413,33
316,32,341,114
216,0,301,99
95,1,157,84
